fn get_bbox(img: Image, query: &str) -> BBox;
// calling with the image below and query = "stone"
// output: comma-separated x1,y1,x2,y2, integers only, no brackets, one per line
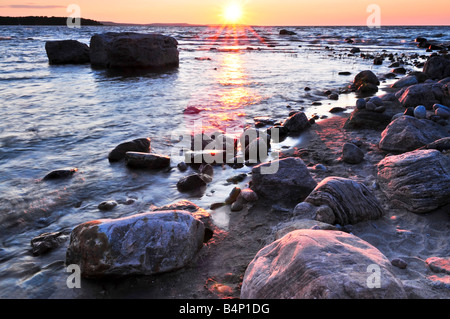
379,116,448,153
352,70,380,89
240,188,258,202
244,137,268,163
369,96,383,106
329,107,345,113
282,112,311,133
230,197,245,212
328,93,339,100
177,174,207,192
436,107,450,119
279,29,296,35
90,32,179,69
426,257,450,274
343,108,392,130
31,232,68,256
66,211,205,277
423,55,450,80
350,47,360,54
391,75,418,89
43,168,78,180
365,101,376,111
413,105,426,119
356,98,366,109
304,177,384,225
417,137,450,152
377,149,450,213
125,152,170,169
274,219,337,240
292,202,317,219
45,40,90,65
391,258,408,269
240,230,407,299
433,103,450,113
251,157,317,203
342,143,364,164
98,200,118,211
225,187,241,205
396,83,448,109
108,138,151,162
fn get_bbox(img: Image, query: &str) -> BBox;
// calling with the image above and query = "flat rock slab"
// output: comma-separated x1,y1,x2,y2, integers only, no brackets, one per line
377,149,450,213
108,138,151,162
241,229,407,299
125,152,170,169
66,211,205,277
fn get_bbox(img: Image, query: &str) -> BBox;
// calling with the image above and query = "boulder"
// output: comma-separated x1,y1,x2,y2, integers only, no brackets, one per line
391,75,418,89
342,142,364,164
350,70,380,96
125,152,170,169
241,230,407,299
377,149,450,213
43,167,78,180
279,29,296,35
31,232,68,256
282,112,311,133
423,55,450,80
177,174,207,192
108,138,151,162
45,40,90,65
274,219,337,240
396,83,449,109
66,211,205,277
90,32,179,69
343,108,393,130
251,157,317,203
303,177,384,225
379,116,448,153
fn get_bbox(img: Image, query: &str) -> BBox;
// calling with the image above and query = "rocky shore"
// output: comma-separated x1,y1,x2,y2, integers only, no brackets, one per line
37,35,450,299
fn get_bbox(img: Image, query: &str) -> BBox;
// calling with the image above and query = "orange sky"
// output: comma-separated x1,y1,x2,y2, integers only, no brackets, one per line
0,0,449,25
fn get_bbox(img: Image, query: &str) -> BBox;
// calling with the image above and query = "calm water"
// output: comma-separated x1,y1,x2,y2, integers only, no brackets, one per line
0,25,448,298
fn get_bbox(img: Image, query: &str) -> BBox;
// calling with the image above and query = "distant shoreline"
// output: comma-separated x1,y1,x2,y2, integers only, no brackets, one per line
0,16,103,26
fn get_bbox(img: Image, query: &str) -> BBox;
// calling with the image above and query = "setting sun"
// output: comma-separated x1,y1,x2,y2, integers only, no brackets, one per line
223,3,243,24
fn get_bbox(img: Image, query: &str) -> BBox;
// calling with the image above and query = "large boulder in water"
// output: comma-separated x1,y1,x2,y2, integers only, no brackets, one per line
90,32,179,69
240,229,407,299
251,157,317,203
108,138,151,162
377,149,450,214
303,176,384,225
66,211,205,277
45,40,90,65
395,83,450,109
423,55,450,80
379,116,448,153
350,70,380,96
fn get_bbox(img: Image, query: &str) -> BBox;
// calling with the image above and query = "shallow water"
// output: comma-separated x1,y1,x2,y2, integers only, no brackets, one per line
0,24,449,298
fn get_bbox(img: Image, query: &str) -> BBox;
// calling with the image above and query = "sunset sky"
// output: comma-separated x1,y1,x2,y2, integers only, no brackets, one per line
0,0,449,26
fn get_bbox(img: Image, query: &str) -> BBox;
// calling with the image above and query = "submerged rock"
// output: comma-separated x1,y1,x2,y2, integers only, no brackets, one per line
251,157,317,203
43,168,78,180
45,40,90,65
31,232,68,256
304,176,384,225
177,174,207,192
377,149,450,213
108,138,151,162
125,152,170,169
98,200,118,211
90,32,179,69
66,211,205,277
241,230,406,299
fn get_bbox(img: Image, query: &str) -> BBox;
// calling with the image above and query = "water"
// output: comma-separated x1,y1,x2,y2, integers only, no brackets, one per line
0,25,449,298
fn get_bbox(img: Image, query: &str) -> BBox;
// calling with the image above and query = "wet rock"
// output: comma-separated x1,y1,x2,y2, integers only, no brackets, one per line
241,230,406,299
239,188,258,202
350,48,360,54
230,197,245,211
426,257,450,274
304,176,384,225
225,187,241,205
392,67,407,74
177,162,188,171
396,83,449,109
31,232,68,256
328,93,339,100
244,137,268,163
338,71,352,76
90,32,179,69
413,105,426,119
125,152,170,169
342,143,364,164
43,168,78,180
344,108,392,130
391,75,418,89
45,40,90,65
251,157,317,203
177,174,207,192
98,200,118,211
373,56,383,65
329,107,345,113
379,116,448,153
66,211,205,277
108,138,151,162
377,149,450,213
435,106,450,119
423,55,450,80
282,112,311,133
293,202,317,219
279,29,296,35
226,173,247,184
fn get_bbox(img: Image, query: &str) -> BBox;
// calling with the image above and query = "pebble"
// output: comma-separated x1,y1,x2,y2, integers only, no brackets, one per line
368,96,383,106
226,173,247,184
391,258,408,269
177,162,188,171
365,101,377,111
435,107,450,119
414,105,426,119
240,188,258,202
356,98,366,110
342,142,364,164
433,103,450,113
313,164,327,171
329,107,345,113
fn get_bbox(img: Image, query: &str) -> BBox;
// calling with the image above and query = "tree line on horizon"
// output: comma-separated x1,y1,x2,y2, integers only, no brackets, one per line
0,16,103,26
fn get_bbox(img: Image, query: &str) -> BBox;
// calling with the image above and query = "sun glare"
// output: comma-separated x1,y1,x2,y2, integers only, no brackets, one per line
223,3,243,24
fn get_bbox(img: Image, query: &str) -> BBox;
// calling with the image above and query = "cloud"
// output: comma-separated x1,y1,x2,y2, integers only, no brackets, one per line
0,4,65,9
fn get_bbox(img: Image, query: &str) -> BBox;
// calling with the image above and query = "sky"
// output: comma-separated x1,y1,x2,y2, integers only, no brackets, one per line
0,0,449,26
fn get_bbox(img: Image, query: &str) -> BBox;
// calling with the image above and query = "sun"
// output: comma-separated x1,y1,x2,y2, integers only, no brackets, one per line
223,3,243,24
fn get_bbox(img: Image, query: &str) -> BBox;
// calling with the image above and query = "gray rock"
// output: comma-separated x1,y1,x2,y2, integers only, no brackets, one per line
369,96,383,106
435,107,450,119
377,149,450,213
342,143,364,164
396,83,449,109
417,137,450,152
304,176,384,225
293,202,316,219
45,40,90,65
240,188,258,202
391,258,408,269
350,70,380,96
433,103,450,113
251,157,317,203
391,75,418,89
379,116,448,153
43,167,78,180
108,138,151,162
31,232,68,256
241,230,407,299
66,211,205,277
125,152,170,169
414,105,426,119
365,101,377,111
90,32,179,69
426,257,450,274
344,108,393,130
423,55,450,80
225,187,241,205
274,219,337,240
177,174,207,192
282,112,311,133
356,98,366,109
